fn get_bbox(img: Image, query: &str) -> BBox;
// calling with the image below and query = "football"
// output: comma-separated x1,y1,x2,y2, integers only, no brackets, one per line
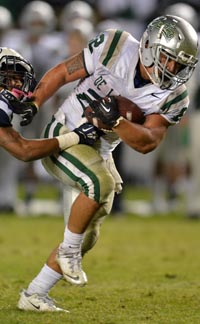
84,95,145,130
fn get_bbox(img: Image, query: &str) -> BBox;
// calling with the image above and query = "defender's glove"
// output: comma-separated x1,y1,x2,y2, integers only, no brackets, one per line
73,122,102,145
17,99,38,126
11,98,38,126
1,89,38,126
56,122,102,150
90,96,122,128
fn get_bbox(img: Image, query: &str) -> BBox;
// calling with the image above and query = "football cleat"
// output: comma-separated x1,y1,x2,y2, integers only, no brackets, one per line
56,244,88,286
17,289,69,312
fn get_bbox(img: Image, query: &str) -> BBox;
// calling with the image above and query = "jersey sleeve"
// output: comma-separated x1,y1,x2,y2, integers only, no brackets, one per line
83,31,108,75
0,97,13,127
0,109,12,127
159,85,189,124
83,29,130,75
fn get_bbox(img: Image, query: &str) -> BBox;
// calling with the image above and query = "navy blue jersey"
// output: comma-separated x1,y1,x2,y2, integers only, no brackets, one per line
0,93,13,127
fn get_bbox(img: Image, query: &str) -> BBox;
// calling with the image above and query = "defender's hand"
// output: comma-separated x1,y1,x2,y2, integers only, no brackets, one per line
1,90,38,126
90,96,121,128
73,122,102,145
11,98,38,126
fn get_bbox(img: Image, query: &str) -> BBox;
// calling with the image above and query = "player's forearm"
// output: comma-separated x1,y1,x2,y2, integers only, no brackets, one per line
33,52,87,108
11,138,60,161
113,119,164,154
22,132,80,161
4,132,80,162
33,64,67,107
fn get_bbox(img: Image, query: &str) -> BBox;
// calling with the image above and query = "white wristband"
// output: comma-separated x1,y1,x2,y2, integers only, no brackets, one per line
56,132,79,150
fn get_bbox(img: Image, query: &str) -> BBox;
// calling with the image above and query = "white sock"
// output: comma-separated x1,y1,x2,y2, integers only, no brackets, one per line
26,264,62,296
61,227,84,250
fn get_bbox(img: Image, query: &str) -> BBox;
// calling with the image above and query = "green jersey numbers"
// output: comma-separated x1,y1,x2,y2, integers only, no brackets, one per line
76,92,90,109
76,90,102,115
171,107,187,123
160,89,188,122
76,86,114,113
88,33,105,54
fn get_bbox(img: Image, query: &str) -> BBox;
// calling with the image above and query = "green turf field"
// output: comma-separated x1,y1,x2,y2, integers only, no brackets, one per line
1,198,200,323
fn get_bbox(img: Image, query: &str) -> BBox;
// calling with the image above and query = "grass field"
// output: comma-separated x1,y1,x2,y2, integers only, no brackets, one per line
1,190,200,323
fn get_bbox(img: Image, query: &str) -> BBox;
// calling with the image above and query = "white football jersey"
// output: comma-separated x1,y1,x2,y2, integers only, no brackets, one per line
58,29,189,159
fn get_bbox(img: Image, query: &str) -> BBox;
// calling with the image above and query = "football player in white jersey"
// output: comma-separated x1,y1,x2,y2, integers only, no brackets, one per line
0,47,99,165
12,16,198,312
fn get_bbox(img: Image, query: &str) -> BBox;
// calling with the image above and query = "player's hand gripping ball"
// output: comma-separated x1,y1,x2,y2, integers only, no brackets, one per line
84,96,145,131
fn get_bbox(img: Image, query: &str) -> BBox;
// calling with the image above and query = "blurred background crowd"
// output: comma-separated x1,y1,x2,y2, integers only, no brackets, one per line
0,0,200,218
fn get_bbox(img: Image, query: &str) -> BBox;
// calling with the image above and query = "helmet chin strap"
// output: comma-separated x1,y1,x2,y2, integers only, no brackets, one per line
142,64,159,87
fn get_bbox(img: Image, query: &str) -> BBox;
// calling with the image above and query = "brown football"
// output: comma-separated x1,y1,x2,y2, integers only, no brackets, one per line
84,96,145,130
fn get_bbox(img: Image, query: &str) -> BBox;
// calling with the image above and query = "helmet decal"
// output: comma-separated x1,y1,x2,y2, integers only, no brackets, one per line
151,18,176,41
